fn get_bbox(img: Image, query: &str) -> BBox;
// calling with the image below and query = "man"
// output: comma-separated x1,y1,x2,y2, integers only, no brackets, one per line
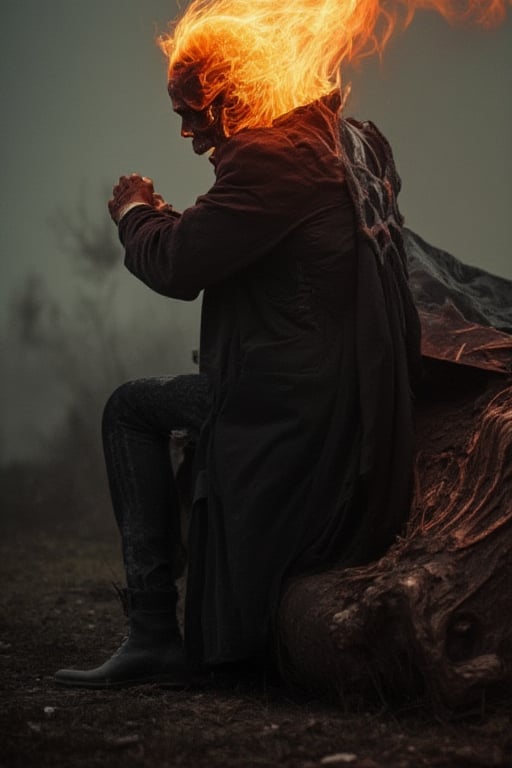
54,55,421,687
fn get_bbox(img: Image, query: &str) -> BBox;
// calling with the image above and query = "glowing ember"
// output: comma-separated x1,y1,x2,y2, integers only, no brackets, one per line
159,0,510,135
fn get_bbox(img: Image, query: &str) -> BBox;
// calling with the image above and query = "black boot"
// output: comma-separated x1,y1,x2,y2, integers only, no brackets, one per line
54,590,191,689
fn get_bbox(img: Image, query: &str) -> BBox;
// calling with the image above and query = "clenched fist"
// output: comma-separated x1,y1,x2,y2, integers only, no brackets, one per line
108,174,156,224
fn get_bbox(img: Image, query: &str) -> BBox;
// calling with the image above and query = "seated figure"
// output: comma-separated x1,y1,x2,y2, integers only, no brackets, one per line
54,20,422,689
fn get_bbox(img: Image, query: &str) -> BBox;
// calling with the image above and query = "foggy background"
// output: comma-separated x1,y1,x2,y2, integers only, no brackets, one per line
1,0,511,470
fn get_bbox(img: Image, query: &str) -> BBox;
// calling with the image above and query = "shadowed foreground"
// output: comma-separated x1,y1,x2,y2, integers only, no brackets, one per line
2,232,512,764
1,529,512,768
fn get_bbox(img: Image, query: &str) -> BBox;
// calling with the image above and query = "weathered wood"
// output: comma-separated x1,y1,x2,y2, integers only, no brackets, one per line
278,361,512,714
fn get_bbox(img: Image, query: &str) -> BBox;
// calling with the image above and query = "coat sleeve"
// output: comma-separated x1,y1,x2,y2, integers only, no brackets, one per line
118,135,312,301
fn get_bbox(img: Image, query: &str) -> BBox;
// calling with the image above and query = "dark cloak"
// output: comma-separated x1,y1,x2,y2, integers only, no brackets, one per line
405,228,512,334
404,228,512,374
119,94,421,665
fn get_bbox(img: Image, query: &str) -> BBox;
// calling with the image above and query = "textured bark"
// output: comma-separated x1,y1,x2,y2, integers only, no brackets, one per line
278,360,512,714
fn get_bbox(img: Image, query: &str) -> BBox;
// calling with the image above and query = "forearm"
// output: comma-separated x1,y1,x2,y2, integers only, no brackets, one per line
119,206,200,301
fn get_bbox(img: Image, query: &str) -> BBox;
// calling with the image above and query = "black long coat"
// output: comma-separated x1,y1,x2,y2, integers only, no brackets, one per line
119,95,421,665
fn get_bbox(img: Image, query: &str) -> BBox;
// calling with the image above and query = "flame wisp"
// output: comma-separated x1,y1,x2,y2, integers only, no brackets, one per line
159,0,510,136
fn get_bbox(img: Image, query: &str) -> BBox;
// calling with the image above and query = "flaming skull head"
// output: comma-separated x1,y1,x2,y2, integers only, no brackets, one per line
168,64,227,154
159,0,510,151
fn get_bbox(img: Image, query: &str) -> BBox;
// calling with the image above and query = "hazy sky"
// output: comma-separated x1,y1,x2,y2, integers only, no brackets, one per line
1,0,511,457
2,0,511,304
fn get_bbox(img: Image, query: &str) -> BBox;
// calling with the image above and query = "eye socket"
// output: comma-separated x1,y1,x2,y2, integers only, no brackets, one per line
181,108,216,131
173,104,193,117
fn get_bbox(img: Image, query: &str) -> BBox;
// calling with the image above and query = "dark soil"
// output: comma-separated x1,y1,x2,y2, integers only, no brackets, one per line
1,518,512,768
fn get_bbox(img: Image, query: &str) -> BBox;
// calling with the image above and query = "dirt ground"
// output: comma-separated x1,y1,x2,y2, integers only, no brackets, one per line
1,519,512,768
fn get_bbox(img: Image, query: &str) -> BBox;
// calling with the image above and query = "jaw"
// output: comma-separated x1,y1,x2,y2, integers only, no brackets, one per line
191,135,215,155
191,128,228,155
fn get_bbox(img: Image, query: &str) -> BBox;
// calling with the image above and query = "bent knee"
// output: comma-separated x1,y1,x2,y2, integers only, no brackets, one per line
102,380,147,430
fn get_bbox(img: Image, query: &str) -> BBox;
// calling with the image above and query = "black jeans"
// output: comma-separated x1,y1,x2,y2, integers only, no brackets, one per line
102,374,209,593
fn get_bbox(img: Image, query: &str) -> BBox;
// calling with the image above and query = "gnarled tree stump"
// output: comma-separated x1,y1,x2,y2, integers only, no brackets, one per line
278,357,512,714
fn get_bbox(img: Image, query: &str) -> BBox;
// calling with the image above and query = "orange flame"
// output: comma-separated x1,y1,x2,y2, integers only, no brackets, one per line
158,0,509,136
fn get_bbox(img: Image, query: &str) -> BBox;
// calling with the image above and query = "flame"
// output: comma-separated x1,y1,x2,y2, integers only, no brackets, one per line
158,0,510,136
